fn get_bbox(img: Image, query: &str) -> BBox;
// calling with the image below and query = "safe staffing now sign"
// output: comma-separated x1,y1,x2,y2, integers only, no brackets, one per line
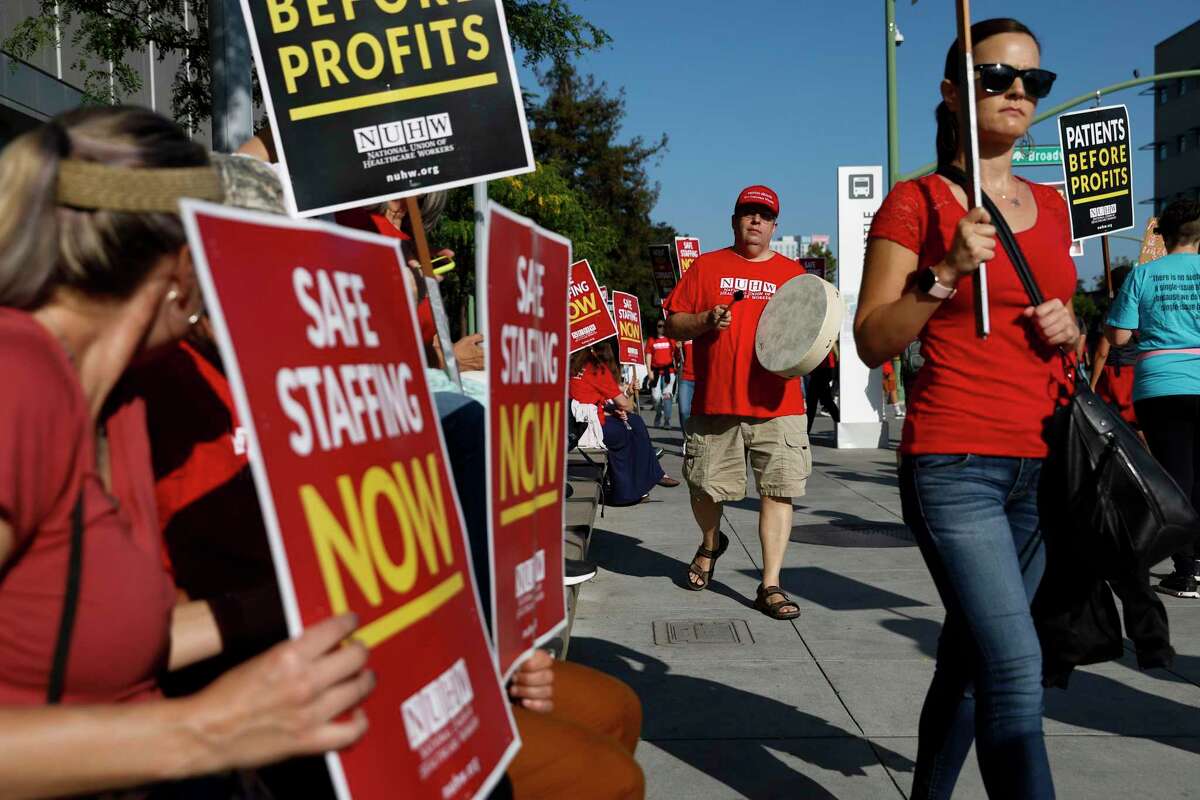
674,237,701,276
239,0,534,216
612,291,645,366
479,203,569,679
568,260,617,353
1057,104,1135,241
181,201,518,800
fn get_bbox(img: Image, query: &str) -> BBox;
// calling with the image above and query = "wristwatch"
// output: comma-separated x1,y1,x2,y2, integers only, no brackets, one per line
916,267,958,300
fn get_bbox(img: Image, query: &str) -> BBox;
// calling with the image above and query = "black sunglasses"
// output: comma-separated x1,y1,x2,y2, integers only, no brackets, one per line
735,205,777,222
974,63,1056,99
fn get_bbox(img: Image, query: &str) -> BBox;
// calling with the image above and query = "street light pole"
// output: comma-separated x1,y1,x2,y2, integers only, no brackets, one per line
885,0,899,190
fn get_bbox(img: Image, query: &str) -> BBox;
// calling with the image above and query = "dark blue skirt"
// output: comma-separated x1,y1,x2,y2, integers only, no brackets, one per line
602,413,665,506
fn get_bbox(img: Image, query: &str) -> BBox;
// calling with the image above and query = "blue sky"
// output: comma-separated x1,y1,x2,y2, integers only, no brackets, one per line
516,1,1199,284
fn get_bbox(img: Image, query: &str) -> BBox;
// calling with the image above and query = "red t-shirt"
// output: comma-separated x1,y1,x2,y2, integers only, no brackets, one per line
664,248,806,418
869,175,1076,457
334,209,437,346
569,362,622,427
0,311,175,705
680,340,696,382
645,336,675,369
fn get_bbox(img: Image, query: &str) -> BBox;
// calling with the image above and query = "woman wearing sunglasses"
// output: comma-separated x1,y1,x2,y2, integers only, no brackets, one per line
854,18,1079,800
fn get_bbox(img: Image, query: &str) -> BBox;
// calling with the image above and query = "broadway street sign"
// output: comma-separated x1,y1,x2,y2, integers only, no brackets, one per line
1011,144,1061,166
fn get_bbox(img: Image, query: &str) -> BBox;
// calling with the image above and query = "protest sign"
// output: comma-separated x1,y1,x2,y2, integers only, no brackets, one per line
239,0,534,217
799,256,827,280
1057,105,1135,241
1138,216,1167,264
568,260,618,353
612,291,645,366
674,237,702,276
479,202,569,679
648,244,678,300
181,201,518,800
1040,182,1086,257
599,285,609,302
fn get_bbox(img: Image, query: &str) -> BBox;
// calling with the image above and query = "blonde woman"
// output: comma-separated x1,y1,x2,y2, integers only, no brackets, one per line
0,106,372,798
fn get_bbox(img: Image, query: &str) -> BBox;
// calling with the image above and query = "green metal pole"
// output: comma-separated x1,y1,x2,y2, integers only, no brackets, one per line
885,0,899,189
897,69,1200,182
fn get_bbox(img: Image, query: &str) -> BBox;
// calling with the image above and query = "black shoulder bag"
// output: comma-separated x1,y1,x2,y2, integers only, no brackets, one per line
937,165,1198,570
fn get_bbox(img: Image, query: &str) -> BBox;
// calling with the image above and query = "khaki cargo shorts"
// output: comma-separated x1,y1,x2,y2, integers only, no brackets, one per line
682,414,811,502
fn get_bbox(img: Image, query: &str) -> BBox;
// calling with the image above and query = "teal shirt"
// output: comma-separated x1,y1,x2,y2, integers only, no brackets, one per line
1106,253,1200,401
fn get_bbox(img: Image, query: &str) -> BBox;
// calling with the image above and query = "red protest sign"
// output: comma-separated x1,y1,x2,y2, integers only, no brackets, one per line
479,203,569,679
674,237,701,276
568,259,618,353
181,201,518,800
612,291,645,366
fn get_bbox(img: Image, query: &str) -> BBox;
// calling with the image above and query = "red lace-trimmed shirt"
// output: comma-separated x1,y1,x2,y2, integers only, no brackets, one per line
868,175,1076,457
0,311,175,705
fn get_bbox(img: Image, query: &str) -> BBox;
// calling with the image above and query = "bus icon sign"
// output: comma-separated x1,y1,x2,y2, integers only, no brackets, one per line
850,174,874,199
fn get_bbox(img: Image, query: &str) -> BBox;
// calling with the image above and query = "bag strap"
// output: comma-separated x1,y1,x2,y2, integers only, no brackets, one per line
47,493,84,704
935,165,1045,307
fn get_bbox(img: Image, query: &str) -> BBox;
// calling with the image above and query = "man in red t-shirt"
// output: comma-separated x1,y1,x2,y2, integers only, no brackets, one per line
644,319,680,428
664,185,810,621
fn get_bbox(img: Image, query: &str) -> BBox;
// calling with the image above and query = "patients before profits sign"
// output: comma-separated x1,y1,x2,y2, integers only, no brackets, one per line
241,0,534,216
181,202,518,800
612,291,645,366
1057,105,1135,241
480,203,570,679
568,259,618,353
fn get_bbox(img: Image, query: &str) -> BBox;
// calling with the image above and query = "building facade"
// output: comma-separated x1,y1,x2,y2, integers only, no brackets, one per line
0,0,208,149
1151,19,1200,213
770,234,831,259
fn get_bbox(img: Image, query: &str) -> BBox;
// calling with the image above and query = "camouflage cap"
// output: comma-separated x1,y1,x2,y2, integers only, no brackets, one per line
209,153,286,215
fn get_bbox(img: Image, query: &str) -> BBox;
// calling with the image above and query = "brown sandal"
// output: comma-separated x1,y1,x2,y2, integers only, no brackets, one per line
685,531,729,591
754,584,801,620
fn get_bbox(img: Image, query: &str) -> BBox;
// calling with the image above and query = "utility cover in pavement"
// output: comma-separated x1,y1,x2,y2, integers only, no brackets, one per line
652,619,755,646
790,522,915,548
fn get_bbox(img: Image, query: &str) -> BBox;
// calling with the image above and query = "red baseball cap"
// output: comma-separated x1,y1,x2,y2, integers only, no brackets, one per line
735,185,780,215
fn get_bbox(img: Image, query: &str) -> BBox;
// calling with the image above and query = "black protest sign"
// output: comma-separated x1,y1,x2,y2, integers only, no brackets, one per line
240,0,534,217
648,244,677,300
1056,105,1135,241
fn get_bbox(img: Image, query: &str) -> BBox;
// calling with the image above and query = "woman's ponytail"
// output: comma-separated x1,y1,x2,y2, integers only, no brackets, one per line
935,101,959,170
0,124,69,308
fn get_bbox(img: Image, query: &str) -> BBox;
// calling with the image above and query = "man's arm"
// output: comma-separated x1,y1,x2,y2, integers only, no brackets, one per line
664,306,730,340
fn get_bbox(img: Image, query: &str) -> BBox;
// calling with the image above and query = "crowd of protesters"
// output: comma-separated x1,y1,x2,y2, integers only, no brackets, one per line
2,15,1199,800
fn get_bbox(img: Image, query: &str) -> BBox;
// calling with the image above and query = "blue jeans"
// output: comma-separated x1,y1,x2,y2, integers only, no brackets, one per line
651,370,675,426
899,454,1054,800
676,378,694,438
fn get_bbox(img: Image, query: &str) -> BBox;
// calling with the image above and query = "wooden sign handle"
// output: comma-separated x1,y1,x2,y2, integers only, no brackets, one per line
404,195,435,278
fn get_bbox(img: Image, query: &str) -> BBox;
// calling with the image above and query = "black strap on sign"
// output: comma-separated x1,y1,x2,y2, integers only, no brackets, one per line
47,494,85,704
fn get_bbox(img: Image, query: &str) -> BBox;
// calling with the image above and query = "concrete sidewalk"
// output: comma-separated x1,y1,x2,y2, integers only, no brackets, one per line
568,411,1200,799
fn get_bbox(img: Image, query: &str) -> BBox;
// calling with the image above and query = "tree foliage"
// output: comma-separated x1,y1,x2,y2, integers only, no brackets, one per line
2,0,609,124
805,241,838,287
527,62,675,322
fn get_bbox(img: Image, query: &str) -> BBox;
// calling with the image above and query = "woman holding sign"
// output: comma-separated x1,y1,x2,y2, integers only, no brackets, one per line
855,18,1078,800
0,107,373,797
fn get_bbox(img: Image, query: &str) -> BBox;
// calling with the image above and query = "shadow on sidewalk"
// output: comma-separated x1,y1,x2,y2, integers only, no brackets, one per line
569,636,914,799
878,616,1200,757
736,566,930,611
591,529,756,609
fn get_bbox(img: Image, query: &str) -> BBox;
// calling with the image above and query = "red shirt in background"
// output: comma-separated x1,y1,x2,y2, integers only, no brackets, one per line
664,248,806,418
681,340,696,381
869,176,1076,457
334,209,437,346
0,311,175,705
569,362,622,427
645,336,675,369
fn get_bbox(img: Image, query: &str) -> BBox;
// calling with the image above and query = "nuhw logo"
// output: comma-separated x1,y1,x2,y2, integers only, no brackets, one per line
354,113,453,154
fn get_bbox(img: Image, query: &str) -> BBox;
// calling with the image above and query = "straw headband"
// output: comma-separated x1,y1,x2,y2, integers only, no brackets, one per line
57,160,224,212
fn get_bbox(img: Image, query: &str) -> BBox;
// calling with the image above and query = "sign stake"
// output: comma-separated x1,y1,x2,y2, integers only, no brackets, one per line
405,195,462,387
1101,235,1114,299
955,0,990,338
